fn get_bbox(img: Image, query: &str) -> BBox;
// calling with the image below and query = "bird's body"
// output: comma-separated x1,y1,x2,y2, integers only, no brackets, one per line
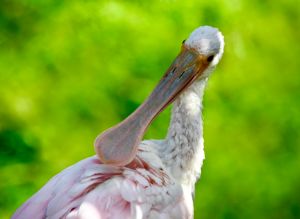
12,26,224,219
12,80,205,219
12,154,190,219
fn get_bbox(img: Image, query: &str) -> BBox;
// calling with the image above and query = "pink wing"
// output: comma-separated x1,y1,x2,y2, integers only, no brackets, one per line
12,155,191,219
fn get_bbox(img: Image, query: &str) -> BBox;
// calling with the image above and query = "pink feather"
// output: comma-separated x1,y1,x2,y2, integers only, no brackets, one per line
12,156,190,219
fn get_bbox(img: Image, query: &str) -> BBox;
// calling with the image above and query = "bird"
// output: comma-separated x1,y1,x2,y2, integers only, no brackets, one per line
12,26,224,219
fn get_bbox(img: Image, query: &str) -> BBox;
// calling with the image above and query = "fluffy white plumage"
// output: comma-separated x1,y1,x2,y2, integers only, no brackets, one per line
12,26,224,219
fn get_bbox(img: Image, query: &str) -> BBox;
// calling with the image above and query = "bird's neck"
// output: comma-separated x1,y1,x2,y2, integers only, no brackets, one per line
163,79,207,187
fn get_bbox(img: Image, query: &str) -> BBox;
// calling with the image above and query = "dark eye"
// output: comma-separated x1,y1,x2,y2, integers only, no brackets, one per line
182,39,186,44
207,55,214,62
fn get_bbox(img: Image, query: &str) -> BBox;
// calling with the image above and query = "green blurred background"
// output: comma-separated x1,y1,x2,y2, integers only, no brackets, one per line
0,0,299,218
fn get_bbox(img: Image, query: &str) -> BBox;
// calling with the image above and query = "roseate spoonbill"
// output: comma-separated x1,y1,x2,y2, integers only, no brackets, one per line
12,26,224,219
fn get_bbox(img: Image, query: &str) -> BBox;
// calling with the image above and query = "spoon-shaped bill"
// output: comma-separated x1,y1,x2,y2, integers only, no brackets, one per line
94,45,211,166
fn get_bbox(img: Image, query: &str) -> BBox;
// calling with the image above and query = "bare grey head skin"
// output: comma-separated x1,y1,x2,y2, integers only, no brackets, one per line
184,26,224,80
94,26,224,166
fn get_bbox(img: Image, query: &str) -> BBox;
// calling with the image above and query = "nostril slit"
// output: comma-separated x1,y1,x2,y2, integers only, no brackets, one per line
169,67,177,76
179,71,185,79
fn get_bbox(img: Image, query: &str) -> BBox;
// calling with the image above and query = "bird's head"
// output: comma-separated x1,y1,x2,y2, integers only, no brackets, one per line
95,26,224,166
169,25,224,86
184,26,224,80
143,26,224,111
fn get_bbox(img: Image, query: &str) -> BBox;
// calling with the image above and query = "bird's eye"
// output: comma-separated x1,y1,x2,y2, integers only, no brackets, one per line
207,55,214,62
182,39,186,44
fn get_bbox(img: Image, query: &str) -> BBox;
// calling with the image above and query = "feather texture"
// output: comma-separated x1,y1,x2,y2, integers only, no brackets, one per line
12,145,191,219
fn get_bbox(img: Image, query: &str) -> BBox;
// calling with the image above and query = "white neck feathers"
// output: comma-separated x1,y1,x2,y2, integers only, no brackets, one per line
162,79,207,186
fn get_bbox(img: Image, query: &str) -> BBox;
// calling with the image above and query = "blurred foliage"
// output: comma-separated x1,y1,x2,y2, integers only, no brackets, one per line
0,0,299,218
